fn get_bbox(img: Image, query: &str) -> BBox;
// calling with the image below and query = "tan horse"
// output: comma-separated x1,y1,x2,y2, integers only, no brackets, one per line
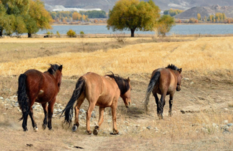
144,64,182,119
62,72,131,135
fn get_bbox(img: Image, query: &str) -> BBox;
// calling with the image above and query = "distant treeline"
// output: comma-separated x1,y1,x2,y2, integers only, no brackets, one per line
80,10,107,18
50,10,107,23
175,12,233,24
164,9,184,17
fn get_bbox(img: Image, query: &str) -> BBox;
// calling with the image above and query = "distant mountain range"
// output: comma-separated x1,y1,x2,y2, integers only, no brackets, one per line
175,5,233,19
41,0,233,12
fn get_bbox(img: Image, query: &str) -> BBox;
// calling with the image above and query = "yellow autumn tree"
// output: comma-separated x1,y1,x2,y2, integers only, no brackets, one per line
107,0,160,37
26,0,52,37
73,12,82,21
197,13,201,20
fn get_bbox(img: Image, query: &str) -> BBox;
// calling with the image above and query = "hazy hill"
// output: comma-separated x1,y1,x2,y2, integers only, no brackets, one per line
41,0,233,12
175,5,233,19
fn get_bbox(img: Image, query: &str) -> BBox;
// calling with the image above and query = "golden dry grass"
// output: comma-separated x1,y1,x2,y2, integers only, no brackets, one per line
1,37,233,77
0,37,233,150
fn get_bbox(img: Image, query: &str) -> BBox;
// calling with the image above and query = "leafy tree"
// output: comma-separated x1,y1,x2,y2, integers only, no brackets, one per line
72,12,79,21
4,14,16,35
67,29,76,37
208,15,214,22
222,13,226,20
197,13,201,20
107,0,160,37
23,14,38,37
56,31,60,37
0,1,6,36
80,31,84,38
26,0,52,37
157,15,175,36
0,0,29,36
15,15,27,35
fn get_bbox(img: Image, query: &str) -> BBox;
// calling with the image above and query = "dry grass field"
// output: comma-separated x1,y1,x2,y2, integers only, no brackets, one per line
0,37,233,151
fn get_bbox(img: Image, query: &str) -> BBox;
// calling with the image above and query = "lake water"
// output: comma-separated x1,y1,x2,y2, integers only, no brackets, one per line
38,24,233,35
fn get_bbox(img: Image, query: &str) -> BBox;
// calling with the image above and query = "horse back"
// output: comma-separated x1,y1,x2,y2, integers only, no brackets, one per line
24,70,44,100
152,68,177,94
24,70,58,103
82,72,120,107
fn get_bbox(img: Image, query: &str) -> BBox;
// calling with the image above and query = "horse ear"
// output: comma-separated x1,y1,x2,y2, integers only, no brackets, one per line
127,77,130,82
59,65,63,71
48,68,55,74
179,68,182,73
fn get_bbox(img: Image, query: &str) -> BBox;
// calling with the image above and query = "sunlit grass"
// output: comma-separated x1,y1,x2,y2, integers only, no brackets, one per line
1,37,233,77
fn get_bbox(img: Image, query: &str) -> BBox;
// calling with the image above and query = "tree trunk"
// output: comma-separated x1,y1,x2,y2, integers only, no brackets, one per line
130,29,135,37
28,33,32,38
0,30,2,37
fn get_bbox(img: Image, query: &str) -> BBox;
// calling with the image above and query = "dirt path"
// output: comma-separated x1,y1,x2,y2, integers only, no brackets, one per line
0,73,233,151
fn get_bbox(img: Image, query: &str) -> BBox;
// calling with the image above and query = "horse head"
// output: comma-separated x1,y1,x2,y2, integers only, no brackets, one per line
120,77,132,108
176,68,182,91
106,73,132,108
48,64,63,89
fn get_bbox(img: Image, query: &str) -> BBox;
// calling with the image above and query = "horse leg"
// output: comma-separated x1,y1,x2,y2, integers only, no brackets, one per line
86,103,95,135
42,103,48,130
72,95,85,132
110,106,119,135
159,93,166,120
169,94,174,117
48,100,55,130
153,93,160,117
22,101,33,131
22,111,29,131
29,103,38,132
93,107,105,135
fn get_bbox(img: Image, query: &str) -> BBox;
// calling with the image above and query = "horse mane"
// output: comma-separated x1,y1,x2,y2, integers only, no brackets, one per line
166,64,179,71
48,64,60,75
106,73,130,95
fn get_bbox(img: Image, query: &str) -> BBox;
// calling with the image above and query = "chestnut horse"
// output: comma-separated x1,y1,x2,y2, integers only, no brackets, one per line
17,64,63,131
144,64,182,119
62,72,131,135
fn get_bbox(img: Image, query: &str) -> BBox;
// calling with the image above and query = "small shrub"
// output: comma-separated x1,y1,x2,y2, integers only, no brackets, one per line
56,31,60,38
80,31,85,38
67,29,76,37
46,31,50,35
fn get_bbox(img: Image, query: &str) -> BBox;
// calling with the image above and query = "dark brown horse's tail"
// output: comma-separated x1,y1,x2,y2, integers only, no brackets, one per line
62,77,85,124
17,74,30,121
144,71,160,111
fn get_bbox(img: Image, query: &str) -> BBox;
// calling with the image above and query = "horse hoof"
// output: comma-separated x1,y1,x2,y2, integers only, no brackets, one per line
110,132,119,135
93,129,98,135
34,127,38,132
23,127,28,131
42,124,46,130
169,112,173,117
86,130,92,135
158,115,163,120
72,125,78,132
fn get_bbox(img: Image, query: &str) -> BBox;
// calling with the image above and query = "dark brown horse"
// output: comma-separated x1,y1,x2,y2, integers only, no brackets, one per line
144,64,182,119
17,64,63,131
62,72,131,135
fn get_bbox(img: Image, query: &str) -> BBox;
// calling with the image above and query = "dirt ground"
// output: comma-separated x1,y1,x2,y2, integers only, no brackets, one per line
0,37,233,151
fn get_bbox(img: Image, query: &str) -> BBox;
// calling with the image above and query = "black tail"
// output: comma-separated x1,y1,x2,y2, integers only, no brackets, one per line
144,71,160,111
62,77,85,124
17,74,30,120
